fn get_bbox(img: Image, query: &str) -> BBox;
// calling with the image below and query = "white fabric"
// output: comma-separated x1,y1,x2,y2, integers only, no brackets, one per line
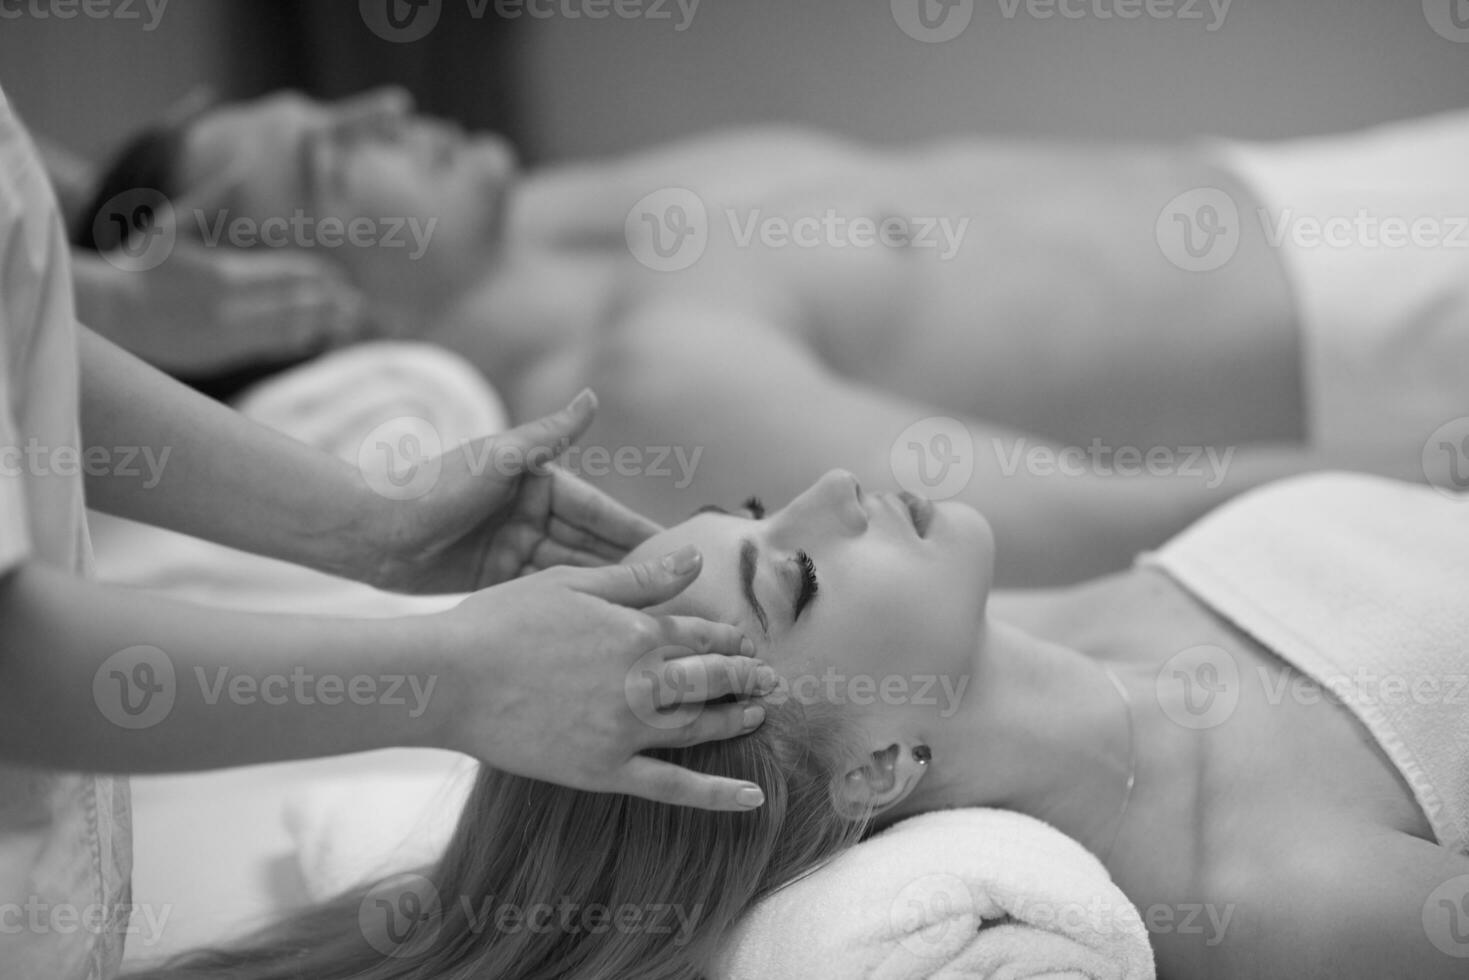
714,809,1154,980
233,340,508,465
0,86,131,980
1139,472,1469,854
283,752,476,902
1217,111,1469,476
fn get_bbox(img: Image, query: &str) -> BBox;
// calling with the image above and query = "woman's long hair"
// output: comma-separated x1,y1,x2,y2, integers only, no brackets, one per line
130,699,869,979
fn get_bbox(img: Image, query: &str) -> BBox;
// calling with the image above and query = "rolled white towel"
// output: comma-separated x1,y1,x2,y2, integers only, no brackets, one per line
713,808,1155,980
234,339,508,464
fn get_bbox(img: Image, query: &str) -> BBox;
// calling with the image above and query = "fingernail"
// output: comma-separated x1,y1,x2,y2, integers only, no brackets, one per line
570,388,597,413
742,705,765,729
740,637,756,657
736,786,765,809
661,545,700,576
755,665,778,694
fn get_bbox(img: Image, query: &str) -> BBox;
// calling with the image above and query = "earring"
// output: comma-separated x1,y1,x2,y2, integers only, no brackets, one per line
912,745,932,766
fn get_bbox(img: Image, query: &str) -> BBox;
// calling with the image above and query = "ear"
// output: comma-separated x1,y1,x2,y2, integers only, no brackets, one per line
832,742,926,820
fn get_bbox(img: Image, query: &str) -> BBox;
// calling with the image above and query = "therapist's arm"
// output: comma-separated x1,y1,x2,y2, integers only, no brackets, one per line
0,561,444,771
79,325,666,595
77,324,373,579
0,553,770,809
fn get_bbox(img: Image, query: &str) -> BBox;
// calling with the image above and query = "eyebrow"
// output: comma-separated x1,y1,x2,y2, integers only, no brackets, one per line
739,538,770,636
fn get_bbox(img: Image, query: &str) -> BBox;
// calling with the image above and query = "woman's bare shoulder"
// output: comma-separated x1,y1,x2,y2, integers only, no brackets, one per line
1193,826,1469,979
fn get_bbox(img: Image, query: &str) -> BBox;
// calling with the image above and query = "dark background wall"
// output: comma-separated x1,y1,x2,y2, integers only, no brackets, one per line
2,0,1467,168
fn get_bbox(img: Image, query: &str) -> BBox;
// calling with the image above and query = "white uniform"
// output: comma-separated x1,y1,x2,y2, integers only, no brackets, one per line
0,86,132,979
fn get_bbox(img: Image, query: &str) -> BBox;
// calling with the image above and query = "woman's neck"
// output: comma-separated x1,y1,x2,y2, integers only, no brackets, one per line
898,588,1146,861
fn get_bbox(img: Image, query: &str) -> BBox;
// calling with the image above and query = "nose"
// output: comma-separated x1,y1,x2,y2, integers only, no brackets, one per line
773,469,869,542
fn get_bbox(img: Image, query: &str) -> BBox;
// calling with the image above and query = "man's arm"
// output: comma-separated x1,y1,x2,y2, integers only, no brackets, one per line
581,301,1322,587
77,324,374,580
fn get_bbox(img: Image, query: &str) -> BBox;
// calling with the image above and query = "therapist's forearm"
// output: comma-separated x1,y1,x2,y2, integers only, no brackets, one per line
77,324,375,580
0,562,450,773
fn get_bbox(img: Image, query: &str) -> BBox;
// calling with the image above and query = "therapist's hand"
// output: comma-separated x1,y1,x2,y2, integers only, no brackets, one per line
74,241,374,375
364,389,661,594
433,548,774,810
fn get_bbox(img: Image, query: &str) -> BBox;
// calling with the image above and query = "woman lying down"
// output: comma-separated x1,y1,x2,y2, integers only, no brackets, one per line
132,469,1469,979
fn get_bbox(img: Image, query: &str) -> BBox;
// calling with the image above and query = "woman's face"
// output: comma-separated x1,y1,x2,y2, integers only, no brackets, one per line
627,470,995,729
179,88,515,301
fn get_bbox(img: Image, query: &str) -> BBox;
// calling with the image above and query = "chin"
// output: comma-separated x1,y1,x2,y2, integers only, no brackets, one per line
934,501,994,550
933,501,998,597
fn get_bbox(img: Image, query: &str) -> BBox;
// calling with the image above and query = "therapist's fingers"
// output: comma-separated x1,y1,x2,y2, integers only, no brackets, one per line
545,513,636,563
169,162,251,227
223,287,357,355
643,701,765,749
564,546,704,608
547,466,664,551
494,390,598,469
614,755,766,812
647,652,771,709
223,270,369,349
656,615,757,660
520,538,608,573
333,86,416,127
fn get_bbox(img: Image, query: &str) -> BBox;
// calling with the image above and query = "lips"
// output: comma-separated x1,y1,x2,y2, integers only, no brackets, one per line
897,491,934,538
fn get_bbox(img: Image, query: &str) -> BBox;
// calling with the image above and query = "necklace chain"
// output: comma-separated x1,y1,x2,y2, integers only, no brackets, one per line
1099,665,1138,864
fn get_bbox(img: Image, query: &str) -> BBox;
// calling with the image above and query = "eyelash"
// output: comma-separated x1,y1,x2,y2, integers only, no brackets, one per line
737,494,816,620
794,550,819,621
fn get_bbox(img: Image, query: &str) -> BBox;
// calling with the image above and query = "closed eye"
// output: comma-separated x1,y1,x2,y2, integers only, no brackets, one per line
792,550,819,622
696,498,814,631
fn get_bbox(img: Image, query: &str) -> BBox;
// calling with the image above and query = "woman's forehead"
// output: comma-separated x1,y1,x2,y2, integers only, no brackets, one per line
636,513,749,619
